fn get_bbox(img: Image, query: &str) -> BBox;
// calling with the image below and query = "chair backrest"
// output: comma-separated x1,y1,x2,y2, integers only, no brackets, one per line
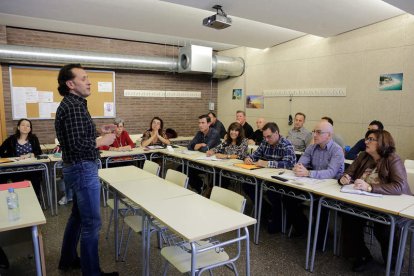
143,160,160,176
405,160,414,170
165,169,189,188
406,170,414,194
210,186,246,213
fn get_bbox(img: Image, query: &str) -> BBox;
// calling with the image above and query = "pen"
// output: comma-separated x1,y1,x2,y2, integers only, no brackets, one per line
278,171,285,175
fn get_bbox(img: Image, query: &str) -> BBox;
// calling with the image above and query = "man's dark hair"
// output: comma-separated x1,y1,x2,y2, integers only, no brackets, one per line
236,110,246,116
262,122,279,133
57,63,83,96
369,120,384,130
207,112,217,118
295,112,306,120
321,116,334,126
199,114,211,123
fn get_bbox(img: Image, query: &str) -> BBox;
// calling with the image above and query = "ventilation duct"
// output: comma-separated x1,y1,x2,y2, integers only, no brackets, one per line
0,44,244,78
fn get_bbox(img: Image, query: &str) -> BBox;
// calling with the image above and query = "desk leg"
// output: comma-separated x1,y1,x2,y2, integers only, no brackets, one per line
254,182,264,244
190,242,197,276
305,193,314,270
245,227,251,276
395,220,410,275
113,192,119,262
385,215,396,276
310,197,323,272
31,226,42,276
42,164,53,216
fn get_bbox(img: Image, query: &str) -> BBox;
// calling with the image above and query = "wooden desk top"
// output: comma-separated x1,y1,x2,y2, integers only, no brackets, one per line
99,166,158,183
313,184,414,215
0,186,46,232
397,203,414,219
99,147,148,158
141,194,256,242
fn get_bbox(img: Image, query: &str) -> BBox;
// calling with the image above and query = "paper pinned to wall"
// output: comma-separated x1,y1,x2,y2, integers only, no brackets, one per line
38,91,54,103
12,87,27,118
104,102,114,117
39,103,52,118
25,87,38,103
98,82,113,92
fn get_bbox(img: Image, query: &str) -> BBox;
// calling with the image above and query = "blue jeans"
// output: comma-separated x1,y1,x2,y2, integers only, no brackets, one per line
59,160,102,276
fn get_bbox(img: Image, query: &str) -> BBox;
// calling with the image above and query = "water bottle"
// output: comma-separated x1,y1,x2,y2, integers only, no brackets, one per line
7,188,20,221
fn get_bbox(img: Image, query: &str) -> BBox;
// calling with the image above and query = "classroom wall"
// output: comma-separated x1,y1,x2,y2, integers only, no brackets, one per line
218,14,414,160
0,27,218,143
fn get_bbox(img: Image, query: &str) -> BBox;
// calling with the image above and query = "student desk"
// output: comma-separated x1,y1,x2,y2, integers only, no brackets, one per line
254,170,338,270
0,185,46,276
99,168,194,273
100,148,147,168
40,144,56,153
49,155,102,215
0,157,52,215
394,204,414,275
309,184,414,275
142,194,256,276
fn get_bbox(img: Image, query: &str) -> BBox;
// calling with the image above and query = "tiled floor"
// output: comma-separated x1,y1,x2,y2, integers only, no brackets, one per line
0,197,409,275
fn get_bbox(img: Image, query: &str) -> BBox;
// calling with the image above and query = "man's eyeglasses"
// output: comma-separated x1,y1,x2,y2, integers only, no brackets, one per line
312,130,328,135
365,137,378,142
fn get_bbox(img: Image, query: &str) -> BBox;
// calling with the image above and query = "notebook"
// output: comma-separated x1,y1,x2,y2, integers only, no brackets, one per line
233,163,261,170
340,184,382,197
0,158,14,164
0,181,31,191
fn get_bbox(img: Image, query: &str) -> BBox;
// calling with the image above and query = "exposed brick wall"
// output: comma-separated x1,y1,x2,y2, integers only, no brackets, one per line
1,27,217,144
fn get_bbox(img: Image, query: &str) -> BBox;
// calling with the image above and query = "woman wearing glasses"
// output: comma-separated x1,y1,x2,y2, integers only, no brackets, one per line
339,129,411,272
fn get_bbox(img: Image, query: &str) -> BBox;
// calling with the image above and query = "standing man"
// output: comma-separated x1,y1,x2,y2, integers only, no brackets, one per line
236,110,254,139
56,64,117,276
244,122,296,233
248,117,266,145
290,121,345,242
345,120,384,160
286,112,312,152
187,114,221,193
208,111,226,139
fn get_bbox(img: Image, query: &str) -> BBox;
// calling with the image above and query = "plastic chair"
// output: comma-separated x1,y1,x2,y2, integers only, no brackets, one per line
120,169,188,261
143,160,161,176
160,186,246,275
405,159,414,170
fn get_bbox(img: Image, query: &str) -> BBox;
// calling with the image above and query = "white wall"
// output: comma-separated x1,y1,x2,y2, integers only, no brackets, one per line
218,14,414,160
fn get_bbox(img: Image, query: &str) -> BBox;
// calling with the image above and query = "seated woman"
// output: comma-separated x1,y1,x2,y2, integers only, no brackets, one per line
0,118,43,196
206,122,248,190
99,118,135,151
339,129,411,272
141,117,170,147
206,122,248,159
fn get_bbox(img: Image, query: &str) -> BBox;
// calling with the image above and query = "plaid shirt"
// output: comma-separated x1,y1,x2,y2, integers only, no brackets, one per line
248,136,296,169
55,93,99,163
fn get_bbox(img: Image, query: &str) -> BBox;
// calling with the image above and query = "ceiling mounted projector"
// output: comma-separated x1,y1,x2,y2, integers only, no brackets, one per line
202,5,232,30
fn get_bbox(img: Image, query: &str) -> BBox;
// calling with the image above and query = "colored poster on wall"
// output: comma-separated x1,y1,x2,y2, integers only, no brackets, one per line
246,95,264,109
379,73,403,91
232,88,242,100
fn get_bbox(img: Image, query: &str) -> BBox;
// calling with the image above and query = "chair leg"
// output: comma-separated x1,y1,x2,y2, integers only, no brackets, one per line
105,210,114,240
229,262,239,276
39,184,46,210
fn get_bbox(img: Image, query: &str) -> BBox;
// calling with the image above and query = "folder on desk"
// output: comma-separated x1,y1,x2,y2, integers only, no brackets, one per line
0,181,31,191
0,158,14,164
233,163,261,170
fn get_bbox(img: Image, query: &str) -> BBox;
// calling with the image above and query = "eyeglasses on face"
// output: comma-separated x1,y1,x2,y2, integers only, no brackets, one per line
365,137,378,142
312,130,328,135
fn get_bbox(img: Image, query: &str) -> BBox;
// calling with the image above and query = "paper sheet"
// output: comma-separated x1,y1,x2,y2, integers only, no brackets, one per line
12,87,27,118
98,82,113,92
38,91,54,103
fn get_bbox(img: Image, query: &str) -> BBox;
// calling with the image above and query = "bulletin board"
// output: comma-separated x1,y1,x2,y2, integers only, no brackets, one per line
9,66,116,120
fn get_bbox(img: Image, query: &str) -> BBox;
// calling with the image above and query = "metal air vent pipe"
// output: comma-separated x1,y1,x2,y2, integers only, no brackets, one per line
0,44,244,78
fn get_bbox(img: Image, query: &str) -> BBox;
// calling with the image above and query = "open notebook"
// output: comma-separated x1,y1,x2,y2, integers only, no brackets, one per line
340,184,382,197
